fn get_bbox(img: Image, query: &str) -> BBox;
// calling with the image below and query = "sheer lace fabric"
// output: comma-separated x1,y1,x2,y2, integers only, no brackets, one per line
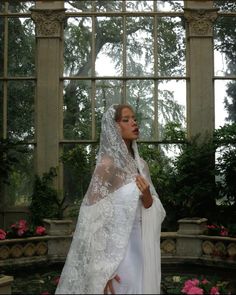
55,105,166,294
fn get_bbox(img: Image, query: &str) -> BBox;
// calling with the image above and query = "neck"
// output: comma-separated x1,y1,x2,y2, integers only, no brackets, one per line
124,139,134,157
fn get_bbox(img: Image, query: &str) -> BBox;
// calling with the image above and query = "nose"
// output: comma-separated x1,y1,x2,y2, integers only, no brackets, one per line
131,118,137,126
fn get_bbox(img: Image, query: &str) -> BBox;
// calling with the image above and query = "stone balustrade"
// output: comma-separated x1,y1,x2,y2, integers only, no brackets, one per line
161,218,236,269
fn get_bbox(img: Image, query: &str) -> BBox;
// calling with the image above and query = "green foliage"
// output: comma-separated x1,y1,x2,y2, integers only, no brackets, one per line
169,137,217,221
162,121,186,142
0,138,27,185
214,123,236,224
61,144,95,203
29,168,68,226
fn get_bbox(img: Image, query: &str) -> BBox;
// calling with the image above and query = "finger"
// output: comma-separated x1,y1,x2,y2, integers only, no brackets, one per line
114,275,121,283
108,280,115,294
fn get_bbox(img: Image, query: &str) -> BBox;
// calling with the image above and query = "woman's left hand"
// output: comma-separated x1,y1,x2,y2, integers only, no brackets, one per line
135,175,153,208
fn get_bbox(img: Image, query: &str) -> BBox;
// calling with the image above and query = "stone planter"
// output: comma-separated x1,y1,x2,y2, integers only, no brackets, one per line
43,219,73,261
0,275,14,294
43,218,73,236
177,217,208,235
176,217,208,257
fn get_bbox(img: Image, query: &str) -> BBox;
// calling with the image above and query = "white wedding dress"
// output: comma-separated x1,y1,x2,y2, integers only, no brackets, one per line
55,104,166,294
112,199,143,294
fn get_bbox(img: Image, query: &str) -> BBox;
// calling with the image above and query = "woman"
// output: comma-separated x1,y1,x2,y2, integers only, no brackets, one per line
55,104,166,294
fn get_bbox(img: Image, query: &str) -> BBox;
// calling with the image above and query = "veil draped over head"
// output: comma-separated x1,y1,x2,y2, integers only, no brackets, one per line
84,104,140,205
56,104,142,294
56,104,166,294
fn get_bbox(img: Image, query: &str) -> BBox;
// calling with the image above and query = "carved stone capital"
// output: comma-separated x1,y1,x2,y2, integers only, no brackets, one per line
31,9,66,38
184,8,219,37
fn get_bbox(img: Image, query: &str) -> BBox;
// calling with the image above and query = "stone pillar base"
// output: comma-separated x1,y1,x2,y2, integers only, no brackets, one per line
0,275,14,295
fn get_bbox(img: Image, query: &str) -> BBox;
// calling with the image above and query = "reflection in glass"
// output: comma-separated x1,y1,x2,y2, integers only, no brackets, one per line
65,1,93,12
214,16,236,76
8,81,35,140
96,17,122,77
213,1,236,12
126,17,154,77
8,18,35,77
126,1,153,11
158,80,186,140
127,80,154,140
62,143,96,205
7,1,34,13
63,80,92,140
64,18,92,77
156,1,183,12
156,17,186,76
95,1,122,12
215,80,236,128
6,145,34,207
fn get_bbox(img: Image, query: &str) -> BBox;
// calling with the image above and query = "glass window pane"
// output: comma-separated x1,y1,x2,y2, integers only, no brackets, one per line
156,1,183,12
126,1,153,12
8,1,34,13
95,80,122,137
8,18,35,77
0,17,3,76
0,2,4,12
5,144,34,207
65,1,93,12
126,17,154,77
215,80,236,128
8,81,35,140
214,16,236,76
158,80,186,140
213,1,236,12
64,18,92,77
95,1,123,12
127,80,155,140
62,143,96,205
63,80,92,140
95,17,122,77
156,17,186,76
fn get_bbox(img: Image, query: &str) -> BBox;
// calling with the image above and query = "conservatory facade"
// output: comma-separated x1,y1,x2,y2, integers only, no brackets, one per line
0,0,236,228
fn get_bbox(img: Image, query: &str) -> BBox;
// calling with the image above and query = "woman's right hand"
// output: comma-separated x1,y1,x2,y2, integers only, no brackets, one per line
104,274,121,294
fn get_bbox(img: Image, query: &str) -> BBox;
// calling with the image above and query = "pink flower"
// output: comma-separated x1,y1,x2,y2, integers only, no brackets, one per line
35,226,46,235
202,278,210,284
18,219,28,230
17,229,26,236
210,286,220,295
220,229,228,236
187,287,204,294
182,279,200,293
0,229,6,240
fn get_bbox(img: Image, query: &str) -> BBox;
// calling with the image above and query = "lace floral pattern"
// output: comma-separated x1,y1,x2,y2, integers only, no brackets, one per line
55,105,166,294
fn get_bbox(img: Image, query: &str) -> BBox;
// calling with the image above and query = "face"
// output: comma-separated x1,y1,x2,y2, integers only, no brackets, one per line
116,107,139,143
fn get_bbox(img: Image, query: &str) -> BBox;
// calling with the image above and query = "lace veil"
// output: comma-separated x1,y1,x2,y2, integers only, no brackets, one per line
83,104,139,205
56,104,142,294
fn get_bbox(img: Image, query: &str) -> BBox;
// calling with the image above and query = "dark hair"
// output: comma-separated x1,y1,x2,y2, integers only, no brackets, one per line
114,104,134,122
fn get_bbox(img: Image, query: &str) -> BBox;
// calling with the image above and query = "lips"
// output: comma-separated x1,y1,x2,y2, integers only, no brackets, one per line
133,128,139,134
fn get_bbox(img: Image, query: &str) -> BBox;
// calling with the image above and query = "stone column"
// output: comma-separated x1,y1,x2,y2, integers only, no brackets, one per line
31,2,65,190
184,1,218,140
